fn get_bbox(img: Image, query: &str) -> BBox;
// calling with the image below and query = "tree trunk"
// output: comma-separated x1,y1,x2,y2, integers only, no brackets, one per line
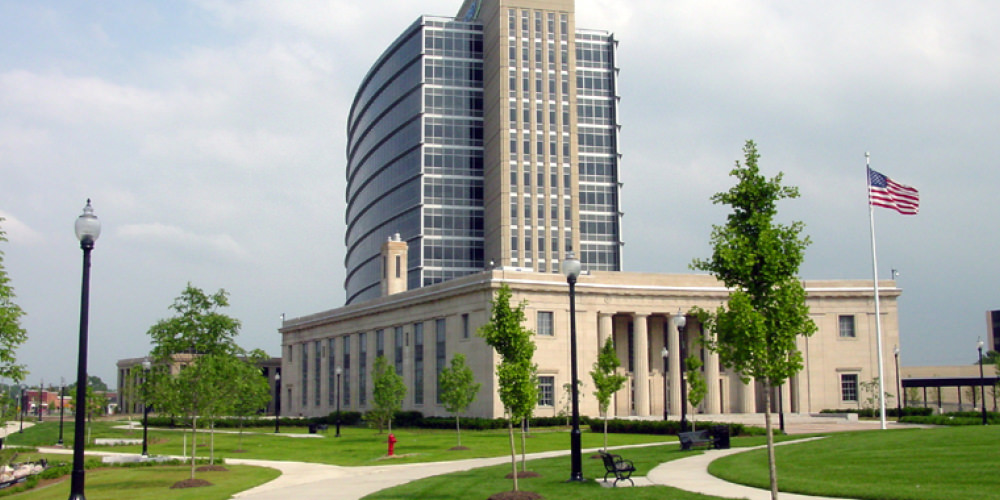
764,385,778,500
508,418,518,491
520,424,527,472
190,416,198,480
603,412,608,452
456,415,462,447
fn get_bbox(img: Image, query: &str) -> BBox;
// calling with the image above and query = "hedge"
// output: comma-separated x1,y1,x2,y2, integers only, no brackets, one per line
587,418,767,437
820,407,934,417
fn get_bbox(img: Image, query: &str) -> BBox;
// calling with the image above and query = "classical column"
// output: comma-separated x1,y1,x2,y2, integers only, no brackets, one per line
598,312,614,347
780,381,792,414
740,377,757,413
668,315,682,417
704,328,721,414
633,313,650,417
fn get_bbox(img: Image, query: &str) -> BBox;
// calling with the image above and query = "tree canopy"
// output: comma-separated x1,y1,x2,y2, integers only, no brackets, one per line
0,219,28,386
371,355,406,434
439,353,481,447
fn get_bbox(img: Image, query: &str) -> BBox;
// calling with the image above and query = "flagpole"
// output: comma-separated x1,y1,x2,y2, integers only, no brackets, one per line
867,152,888,430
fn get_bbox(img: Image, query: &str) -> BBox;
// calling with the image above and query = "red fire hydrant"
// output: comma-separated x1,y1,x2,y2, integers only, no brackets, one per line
387,433,397,456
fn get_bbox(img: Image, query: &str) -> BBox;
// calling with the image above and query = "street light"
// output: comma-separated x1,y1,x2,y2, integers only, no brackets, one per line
71,199,100,500
978,338,987,425
335,366,343,438
661,347,669,421
893,345,902,418
274,371,281,433
673,310,688,433
58,379,65,446
561,252,583,482
141,358,151,457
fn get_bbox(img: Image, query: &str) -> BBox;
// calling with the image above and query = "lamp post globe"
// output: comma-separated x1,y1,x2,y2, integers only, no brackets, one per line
71,199,100,500
561,252,583,482
673,310,687,432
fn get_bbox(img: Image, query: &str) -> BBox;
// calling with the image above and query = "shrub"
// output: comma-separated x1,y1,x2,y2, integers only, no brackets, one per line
587,419,765,437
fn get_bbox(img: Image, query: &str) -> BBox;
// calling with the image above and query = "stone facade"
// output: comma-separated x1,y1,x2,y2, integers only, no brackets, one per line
279,269,900,419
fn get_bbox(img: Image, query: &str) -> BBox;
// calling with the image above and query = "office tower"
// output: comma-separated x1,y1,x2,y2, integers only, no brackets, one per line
345,0,621,305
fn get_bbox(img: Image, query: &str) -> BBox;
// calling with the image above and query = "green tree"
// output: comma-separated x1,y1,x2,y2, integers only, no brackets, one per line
438,353,480,448
371,355,406,434
479,283,537,492
685,356,707,430
691,140,817,500
145,284,243,483
860,377,894,410
0,220,28,400
227,349,273,450
590,336,626,451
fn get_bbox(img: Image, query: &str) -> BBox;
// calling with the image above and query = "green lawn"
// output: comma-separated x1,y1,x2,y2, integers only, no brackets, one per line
709,426,1000,500
8,420,674,466
365,443,723,500
8,462,279,500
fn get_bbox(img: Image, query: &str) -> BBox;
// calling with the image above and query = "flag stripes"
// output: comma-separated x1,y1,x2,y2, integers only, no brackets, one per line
868,167,919,215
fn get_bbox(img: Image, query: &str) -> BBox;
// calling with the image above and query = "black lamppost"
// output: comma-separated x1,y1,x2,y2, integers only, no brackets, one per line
893,345,902,418
273,371,281,433
141,358,151,457
58,379,65,446
661,347,669,421
335,366,343,438
70,199,100,500
978,338,988,425
561,252,583,482
674,310,688,432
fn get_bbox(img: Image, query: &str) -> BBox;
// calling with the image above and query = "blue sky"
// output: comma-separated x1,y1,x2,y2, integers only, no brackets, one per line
2,0,999,386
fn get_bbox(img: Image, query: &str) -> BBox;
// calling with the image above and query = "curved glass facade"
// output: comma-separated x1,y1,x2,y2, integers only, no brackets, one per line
346,17,485,304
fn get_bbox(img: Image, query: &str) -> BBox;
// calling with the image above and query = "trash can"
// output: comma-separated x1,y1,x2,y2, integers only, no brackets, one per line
308,423,318,434
710,425,730,449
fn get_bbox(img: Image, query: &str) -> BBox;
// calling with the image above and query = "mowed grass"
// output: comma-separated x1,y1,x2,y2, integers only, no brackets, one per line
10,420,674,466
9,463,279,500
365,443,725,500
709,425,1000,500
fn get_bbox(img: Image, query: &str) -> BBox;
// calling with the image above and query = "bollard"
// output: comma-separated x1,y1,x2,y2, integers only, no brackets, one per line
387,433,397,456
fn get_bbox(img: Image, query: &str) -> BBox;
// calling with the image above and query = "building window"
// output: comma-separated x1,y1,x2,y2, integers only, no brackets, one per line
414,322,424,405
436,318,446,404
462,313,470,339
359,332,368,406
343,336,351,406
314,340,321,406
301,343,308,407
538,376,555,406
839,315,856,338
537,311,554,336
841,373,859,402
394,326,404,377
376,329,385,359
328,339,337,405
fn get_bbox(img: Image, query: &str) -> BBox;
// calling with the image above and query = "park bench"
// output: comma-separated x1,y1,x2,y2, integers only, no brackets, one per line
678,426,731,451
678,430,713,451
598,451,636,487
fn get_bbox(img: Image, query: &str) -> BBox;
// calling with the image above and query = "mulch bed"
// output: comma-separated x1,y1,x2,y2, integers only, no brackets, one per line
449,446,470,451
487,491,543,500
196,465,228,472
170,478,213,489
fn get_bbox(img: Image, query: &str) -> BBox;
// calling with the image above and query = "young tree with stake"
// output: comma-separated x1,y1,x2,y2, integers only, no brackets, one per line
692,141,817,500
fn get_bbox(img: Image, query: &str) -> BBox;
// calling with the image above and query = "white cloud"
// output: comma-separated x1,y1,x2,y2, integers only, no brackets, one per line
0,211,44,246
117,222,248,261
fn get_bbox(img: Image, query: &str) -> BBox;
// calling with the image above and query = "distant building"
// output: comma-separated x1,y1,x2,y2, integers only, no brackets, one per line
987,310,1000,353
115,355,281,415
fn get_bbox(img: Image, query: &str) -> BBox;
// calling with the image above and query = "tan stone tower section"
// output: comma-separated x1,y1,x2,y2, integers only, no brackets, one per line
380,233,408,297
460,0,580,272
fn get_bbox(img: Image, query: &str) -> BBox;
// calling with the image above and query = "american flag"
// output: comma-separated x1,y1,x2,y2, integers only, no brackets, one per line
868,167,919,215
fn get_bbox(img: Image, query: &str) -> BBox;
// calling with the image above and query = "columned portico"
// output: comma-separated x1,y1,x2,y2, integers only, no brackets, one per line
632,313,650,416
598,312,613,347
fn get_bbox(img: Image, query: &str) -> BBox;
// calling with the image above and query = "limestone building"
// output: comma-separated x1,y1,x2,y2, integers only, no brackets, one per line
281,0,903,420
